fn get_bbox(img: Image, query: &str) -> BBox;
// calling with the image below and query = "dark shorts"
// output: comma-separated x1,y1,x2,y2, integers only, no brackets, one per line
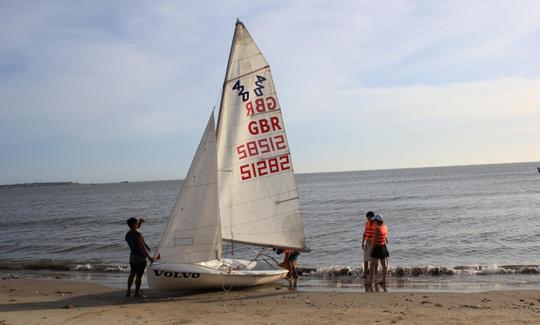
371,245,389,259
130,261,147,277
129,254,147,276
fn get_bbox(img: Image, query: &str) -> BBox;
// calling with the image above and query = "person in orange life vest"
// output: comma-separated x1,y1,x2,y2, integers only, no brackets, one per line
125,217,154,298
369,214,389,290
275,248,300,289
361,211,376,278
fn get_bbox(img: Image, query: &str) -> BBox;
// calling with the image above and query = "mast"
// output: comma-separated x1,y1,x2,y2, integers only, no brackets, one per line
216,19,242,134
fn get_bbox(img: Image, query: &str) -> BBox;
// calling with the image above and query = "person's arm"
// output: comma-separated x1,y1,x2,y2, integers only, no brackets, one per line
374,227,380,246
137,234,154,262
362,229,366,249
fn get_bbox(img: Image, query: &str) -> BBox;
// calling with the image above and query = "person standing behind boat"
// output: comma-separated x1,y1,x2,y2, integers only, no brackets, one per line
370,214,389,291
362,211,376,279
276,248,300,289
125,217,154,298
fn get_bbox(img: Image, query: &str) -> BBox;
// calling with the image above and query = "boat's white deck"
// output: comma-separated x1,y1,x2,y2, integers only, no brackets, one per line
196,258,284,273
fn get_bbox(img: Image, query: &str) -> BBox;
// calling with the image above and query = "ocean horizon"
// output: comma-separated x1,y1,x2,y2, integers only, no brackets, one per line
3,160,538,186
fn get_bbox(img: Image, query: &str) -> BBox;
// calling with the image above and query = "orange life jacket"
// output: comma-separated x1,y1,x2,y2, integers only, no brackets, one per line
364,220,376,240
375,224,388,246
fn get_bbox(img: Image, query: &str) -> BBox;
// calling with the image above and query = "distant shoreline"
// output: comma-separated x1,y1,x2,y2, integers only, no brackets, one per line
2,160,538,188
0,181,133,189
0,182,79,189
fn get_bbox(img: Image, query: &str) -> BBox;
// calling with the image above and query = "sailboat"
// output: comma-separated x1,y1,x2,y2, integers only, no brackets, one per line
147,20,307,291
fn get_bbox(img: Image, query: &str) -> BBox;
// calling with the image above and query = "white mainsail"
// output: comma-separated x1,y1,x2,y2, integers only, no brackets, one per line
216,21,306,250
157,114,222,264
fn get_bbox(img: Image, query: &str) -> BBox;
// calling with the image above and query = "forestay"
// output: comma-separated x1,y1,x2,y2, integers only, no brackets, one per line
157,114,222,264
216,21,306,250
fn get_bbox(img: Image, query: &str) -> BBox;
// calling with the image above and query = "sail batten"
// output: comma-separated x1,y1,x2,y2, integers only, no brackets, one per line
216,21,306,250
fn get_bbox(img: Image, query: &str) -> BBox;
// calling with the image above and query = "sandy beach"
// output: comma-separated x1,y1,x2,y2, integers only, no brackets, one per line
1,278,539,324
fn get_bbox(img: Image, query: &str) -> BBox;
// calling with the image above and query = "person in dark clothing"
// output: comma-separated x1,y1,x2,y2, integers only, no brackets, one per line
125,217,154,298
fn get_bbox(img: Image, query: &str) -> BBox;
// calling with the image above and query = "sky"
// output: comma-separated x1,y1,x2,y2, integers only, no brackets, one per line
1,0,540,184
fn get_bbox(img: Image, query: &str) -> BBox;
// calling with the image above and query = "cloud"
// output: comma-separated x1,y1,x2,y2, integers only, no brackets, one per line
288,77,540,172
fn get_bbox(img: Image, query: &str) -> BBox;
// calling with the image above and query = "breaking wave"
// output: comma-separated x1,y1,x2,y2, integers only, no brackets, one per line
0,259,129,273
1,259,538,278
303,264,540,277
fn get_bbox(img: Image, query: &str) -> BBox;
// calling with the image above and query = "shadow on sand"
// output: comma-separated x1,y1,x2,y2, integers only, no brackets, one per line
0,286,299,313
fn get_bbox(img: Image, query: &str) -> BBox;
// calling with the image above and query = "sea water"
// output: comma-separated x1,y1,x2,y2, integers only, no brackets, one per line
1,161,539,291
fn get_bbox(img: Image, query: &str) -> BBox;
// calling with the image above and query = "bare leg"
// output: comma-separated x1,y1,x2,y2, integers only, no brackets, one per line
369,259,378,291
363,241,369,278
364,265,373,292
381,258,388,292
134,274,142,297
292,263,298,288
364,281,373,292
286,261,293,289
363,261,369,278
126,273,135,297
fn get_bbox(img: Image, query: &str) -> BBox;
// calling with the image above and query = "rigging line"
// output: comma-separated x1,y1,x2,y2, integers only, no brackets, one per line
213,85,222,113
249,248,282,268
245,251,263,266
261,257,278,270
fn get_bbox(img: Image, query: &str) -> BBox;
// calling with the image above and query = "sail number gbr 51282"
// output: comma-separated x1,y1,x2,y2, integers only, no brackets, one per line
239,153,291,181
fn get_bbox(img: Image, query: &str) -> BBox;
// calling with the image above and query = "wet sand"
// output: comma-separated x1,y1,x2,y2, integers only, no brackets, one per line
1,278,539,324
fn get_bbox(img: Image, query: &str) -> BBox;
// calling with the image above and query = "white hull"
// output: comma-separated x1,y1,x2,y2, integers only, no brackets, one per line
147,259,288,291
